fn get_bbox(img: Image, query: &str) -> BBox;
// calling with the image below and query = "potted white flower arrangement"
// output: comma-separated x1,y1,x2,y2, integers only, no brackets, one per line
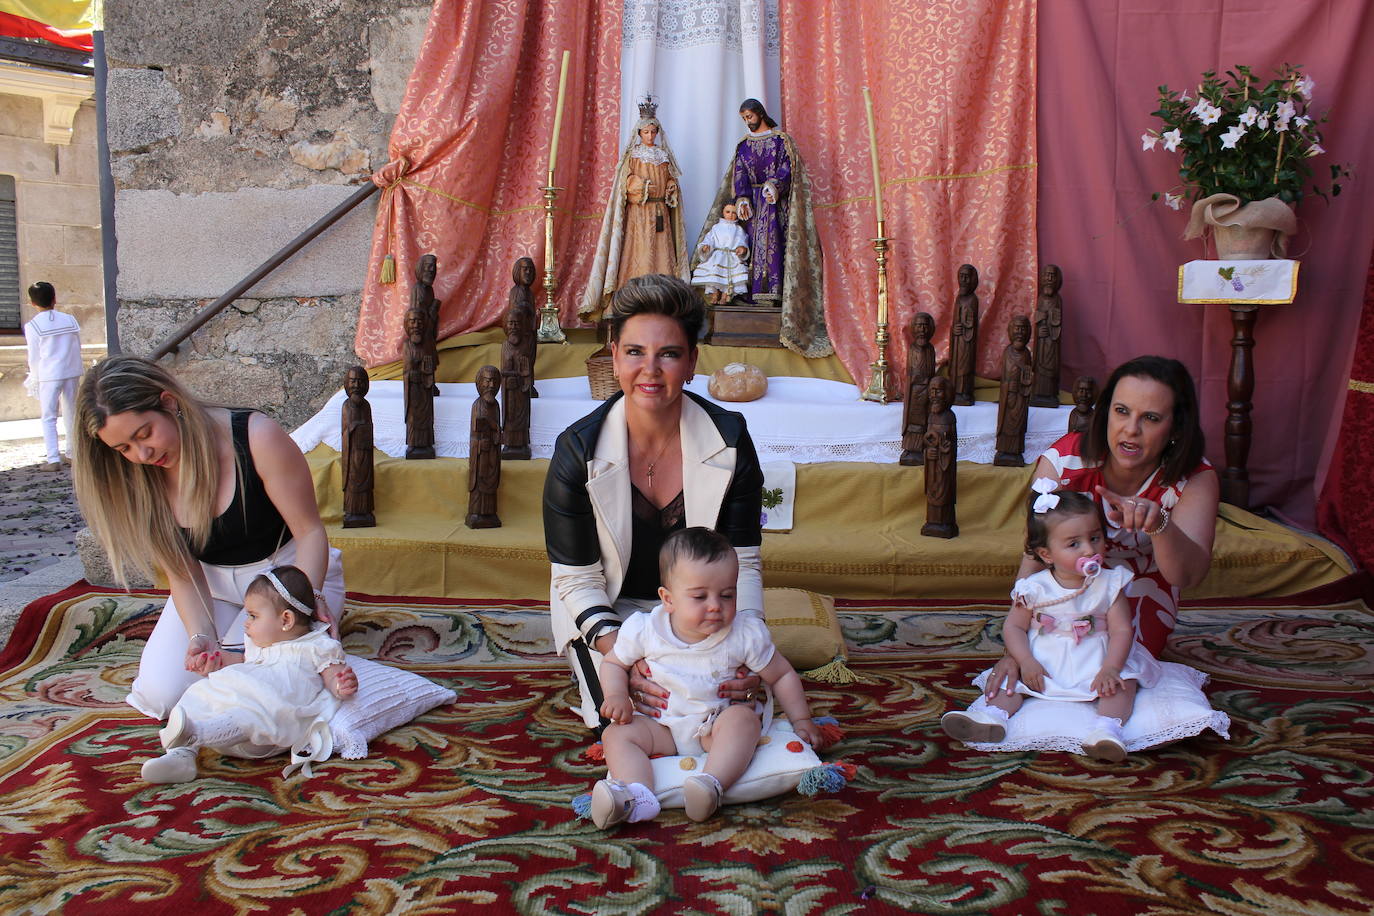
1142,64,1345,259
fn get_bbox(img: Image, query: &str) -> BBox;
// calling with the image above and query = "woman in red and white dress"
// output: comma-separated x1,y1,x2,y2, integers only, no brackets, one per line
987,356,1219,693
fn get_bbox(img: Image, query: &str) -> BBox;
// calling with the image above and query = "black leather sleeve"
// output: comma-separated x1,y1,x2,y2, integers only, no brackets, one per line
542,426,601,567
716,417,765,548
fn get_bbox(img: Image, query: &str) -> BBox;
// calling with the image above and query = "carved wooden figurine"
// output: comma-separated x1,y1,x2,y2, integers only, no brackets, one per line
1031,264,1063,408
412,254,441,397
922,375,958,539
500,303,533,460
340,365,376,528
994,315,1034,467
466,365,502,529
1068,375,1098,435
403,306,437,459
899,311,937,466
949,264,980,406
510,256,539,398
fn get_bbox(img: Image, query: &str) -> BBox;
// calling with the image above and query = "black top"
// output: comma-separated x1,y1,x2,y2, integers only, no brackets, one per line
187,409,291,565
620,487,686,599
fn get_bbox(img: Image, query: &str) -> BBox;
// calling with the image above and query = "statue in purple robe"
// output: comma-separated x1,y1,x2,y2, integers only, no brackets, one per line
694,99,832,358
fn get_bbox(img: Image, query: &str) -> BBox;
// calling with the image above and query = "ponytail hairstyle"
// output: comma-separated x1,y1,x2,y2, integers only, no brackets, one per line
1024,487,1100,563
72,356,224,587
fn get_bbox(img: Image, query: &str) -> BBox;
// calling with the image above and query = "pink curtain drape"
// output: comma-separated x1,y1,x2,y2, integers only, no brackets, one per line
1038,0,1374,524
354,0,622,367
778,1,1038,390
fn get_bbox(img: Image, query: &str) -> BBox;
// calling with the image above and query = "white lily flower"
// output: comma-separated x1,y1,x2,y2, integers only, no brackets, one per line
1190,98,1210,118
1142,132,1159,151
1239,106,1260,127
1295,115,1311,127
1275,116,1291,133
1164,192,1184,210
1257,113,1270,130
1296,75,1315,99
1199,104,1222,126
1220,124,1246,149
1162,128,1182,152
1307,142,1325,157
1276,99,1297,120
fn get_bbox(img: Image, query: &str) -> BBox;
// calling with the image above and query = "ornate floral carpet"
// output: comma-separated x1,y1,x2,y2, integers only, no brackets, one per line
1,581,1371,915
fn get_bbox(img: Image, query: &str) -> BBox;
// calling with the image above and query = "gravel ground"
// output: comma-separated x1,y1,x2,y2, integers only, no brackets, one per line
0,439,84,582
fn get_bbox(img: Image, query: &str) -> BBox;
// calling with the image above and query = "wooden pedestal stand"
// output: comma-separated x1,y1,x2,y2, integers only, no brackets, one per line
704,302,784,349
1220,303,1258,509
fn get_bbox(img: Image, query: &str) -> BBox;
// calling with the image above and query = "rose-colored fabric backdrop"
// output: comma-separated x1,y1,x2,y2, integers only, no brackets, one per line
1317,250,1374,573
354,0,622,367
1037,0,1374,524
778,0,1038,391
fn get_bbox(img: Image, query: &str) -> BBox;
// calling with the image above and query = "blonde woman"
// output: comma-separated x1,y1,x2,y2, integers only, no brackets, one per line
73,356,344,720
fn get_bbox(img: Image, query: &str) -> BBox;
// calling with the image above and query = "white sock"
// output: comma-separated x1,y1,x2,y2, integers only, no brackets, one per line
190,714,250,750
625,782,661,823
968,696,1010,722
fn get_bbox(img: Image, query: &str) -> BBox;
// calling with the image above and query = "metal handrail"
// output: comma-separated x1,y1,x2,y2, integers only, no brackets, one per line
150,181,379,359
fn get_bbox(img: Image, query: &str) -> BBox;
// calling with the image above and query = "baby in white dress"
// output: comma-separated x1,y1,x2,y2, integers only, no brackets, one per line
141,565,358,783
942,485,1160,761
691,203,750,304
591,527,821,827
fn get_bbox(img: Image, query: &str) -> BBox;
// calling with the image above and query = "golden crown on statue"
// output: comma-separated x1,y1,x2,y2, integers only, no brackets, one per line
638,96,658,120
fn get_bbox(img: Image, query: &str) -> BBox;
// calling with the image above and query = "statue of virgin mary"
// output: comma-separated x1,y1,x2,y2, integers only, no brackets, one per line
579,98,690,322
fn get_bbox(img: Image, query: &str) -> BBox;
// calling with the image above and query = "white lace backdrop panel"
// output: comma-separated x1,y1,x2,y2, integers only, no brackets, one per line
620,0,783,244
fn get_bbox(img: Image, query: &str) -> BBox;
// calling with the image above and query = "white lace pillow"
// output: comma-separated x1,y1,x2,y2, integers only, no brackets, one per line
329,656,455,759
649,718,822,808
966,661,1230,754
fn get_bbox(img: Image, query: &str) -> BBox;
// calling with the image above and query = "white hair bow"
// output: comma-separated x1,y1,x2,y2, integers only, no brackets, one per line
1030,478,1060,513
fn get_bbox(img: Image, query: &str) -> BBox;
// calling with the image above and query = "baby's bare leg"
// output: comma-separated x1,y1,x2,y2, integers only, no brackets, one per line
603,717,677,789
1096,679,1138,721
698,704,763,789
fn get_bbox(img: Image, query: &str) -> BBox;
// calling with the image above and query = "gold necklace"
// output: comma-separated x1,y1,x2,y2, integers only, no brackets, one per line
643,430,679,486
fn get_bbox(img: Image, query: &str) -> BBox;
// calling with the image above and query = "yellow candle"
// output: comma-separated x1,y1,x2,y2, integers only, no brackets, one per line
862,86,884,223
548,50,571,184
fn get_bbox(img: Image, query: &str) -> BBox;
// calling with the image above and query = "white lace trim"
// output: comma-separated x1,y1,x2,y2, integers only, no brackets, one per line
624,0,780,55
630,143,671,165
963,712,1232,754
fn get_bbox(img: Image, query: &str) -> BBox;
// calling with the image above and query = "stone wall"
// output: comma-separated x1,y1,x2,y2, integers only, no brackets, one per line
105,0,431,425
0,91,105,419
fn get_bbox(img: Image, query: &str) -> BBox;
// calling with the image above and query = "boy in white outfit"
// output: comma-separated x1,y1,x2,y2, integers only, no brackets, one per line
23,282,82,471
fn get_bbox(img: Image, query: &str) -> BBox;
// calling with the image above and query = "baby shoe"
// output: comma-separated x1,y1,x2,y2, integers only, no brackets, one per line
1081,715,1127,762
141,746,198,783
940,700,1010,744
590,779,660,828
158,706,194,750
683,772,723,822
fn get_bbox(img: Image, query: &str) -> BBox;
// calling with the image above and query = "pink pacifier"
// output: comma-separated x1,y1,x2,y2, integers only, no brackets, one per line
1076,554,1103,577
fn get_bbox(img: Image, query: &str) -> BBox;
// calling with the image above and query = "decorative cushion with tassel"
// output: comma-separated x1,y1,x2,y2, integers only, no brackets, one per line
763,588,861,684
572,716,851,817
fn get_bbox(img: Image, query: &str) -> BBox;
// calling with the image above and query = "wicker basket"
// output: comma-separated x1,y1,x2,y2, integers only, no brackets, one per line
586,343,617,400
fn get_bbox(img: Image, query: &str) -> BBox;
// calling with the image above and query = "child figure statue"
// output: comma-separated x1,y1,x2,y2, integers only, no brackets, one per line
467,365,502,529
899,311,937,466
690,202,750,304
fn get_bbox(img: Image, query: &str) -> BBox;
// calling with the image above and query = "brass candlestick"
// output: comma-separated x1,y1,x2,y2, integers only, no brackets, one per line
536,181,567,344
860,224,891,403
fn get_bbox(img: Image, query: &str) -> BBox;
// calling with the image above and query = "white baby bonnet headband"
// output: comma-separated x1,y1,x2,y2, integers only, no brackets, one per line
1030,478,1060,514
262,569,315,618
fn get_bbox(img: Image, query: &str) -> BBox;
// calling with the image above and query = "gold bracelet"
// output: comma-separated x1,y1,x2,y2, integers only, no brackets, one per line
1147,507,1171,536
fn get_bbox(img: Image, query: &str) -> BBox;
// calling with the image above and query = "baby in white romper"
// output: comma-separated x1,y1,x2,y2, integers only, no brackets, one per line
140,565,358,783
590,527,822,827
